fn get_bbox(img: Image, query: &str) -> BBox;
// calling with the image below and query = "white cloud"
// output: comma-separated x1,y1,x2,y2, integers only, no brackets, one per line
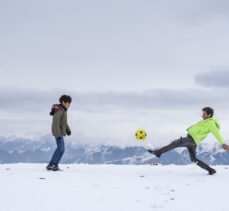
195,70,229,88
0,88,228,146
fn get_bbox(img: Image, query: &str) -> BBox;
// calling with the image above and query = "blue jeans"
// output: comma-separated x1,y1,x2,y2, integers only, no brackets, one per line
49,137,65,165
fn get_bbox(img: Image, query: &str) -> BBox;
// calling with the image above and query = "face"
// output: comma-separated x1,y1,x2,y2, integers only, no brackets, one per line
62,101,71,109
202,111,211,120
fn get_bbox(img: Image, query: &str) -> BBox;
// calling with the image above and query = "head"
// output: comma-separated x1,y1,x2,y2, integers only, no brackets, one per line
202,107,214,120
59,95,72,109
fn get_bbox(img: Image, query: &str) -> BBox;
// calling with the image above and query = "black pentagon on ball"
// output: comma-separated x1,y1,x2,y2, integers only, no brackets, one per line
140,131,143,134
135,133,137,136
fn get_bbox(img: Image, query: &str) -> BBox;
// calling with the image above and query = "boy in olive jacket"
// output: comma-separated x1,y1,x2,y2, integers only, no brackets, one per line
148,107,229,175
46,95,72,171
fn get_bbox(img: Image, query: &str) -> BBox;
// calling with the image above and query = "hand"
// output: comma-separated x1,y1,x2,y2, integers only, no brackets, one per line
222,144,229,151
66,130,71,136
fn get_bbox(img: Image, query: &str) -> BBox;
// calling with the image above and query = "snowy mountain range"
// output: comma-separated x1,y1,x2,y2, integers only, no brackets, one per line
0,136,229,165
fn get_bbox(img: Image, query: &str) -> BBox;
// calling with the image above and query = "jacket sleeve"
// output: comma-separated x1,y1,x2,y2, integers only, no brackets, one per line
66,123,71,133
64,112,71,134
52,111,64,138
210,122,225,145
60,112,71,136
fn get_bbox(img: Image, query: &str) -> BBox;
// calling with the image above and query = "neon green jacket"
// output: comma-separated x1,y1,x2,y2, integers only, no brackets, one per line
187,118,225,145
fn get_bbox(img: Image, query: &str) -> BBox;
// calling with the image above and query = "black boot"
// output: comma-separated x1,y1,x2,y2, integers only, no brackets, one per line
148,149,161,158
46,164,60,171
46,164,55,171
207,167,216,175
54,165,61,171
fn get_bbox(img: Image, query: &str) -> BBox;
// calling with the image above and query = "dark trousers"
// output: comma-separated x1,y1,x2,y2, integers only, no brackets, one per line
49,137,65,165
156,135,211,171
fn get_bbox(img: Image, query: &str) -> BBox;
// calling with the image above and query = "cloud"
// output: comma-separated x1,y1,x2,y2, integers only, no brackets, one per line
0,88,229,114
195,70,229,88
1,87,229,145
174,0,229,24
1,0,229,81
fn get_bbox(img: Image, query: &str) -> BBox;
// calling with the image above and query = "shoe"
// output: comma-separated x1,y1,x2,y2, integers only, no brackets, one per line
46,164,60,171
46,164,55,171
208,168,216,175
147,149,161,158
55,165,61,171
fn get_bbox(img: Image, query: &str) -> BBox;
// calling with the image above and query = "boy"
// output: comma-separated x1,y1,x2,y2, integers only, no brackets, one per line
148,107,229,175
46,95,72,171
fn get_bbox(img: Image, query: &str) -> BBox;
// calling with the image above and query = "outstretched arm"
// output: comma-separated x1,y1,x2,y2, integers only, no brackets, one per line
210,122,229,150
210,123,224,144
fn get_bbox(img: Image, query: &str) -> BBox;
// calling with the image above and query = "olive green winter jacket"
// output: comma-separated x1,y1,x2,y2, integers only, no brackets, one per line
187,118,224,145
52,110,71,138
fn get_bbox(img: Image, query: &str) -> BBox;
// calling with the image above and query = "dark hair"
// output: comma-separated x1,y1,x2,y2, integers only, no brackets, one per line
202,107,214,117
59,95,72,104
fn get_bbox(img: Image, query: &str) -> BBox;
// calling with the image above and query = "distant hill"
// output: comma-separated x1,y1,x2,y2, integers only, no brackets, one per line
0,136,228,165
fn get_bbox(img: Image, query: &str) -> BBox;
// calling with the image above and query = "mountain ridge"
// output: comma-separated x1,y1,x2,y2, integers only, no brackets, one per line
0,136,229,165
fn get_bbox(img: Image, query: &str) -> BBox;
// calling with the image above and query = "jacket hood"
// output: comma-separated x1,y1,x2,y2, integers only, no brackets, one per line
50,104,66,116
208,118,221,129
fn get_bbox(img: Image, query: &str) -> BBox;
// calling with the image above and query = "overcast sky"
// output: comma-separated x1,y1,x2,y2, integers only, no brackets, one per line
0,0,229,146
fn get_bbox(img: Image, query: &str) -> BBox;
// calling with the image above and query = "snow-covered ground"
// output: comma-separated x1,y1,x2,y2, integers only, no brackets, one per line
1,164,229,211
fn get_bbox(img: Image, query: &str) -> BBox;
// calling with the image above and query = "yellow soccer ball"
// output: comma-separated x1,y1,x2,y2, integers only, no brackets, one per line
135,129,147,141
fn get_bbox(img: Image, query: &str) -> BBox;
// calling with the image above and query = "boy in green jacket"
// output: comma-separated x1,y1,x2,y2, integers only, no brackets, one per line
46,95,72,171
148,107,229,175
